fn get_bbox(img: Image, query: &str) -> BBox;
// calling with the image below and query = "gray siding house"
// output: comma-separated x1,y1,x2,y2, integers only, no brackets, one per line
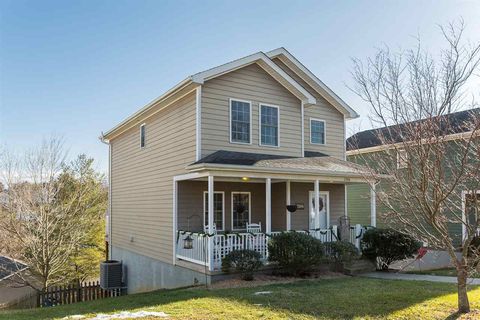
101,48,370,293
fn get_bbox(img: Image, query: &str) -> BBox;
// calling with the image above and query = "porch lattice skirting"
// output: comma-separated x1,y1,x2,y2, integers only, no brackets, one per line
175,226,365,271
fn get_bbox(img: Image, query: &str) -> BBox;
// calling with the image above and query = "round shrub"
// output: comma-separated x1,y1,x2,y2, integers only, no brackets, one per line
221,249,263,281
361,228,421,270
268,232,324,276
326,241,360,263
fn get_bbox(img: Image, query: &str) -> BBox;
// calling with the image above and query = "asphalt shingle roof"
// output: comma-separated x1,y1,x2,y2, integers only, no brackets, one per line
346,108,480,151
0,256,27,280
191,150,367,175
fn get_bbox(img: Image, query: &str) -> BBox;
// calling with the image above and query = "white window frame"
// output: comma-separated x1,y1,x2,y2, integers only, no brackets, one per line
203,191,225,231
310,118,326,145
396,149,409,169
229,98,252,145
461,190,480,242
231,191,251,230
140,123,146,149
259,103,280,147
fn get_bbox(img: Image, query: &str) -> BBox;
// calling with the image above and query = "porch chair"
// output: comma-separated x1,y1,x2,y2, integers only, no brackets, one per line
246,222,262,233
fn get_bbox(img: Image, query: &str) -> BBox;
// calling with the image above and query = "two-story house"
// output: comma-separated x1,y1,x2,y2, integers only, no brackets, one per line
101,48,371,293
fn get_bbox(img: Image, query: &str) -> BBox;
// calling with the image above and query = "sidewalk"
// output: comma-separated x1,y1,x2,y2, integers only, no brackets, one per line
360,271,480,285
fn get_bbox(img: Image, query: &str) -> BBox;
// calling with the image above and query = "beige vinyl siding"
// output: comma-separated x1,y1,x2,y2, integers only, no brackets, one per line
110,91,196,264
290,182,345,230
272,58,346,159
201,63,302,158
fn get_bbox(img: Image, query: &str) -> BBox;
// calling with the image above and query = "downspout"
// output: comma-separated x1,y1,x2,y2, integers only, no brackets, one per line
99,133,112,260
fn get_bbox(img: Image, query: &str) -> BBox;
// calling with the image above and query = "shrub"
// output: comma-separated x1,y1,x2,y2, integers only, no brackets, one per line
221,249,262,281
268,232,324,276
361,228,421,270
326,241,360,263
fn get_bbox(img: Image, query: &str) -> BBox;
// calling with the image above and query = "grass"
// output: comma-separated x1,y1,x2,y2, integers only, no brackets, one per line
405,268,480,278
1,277,479,320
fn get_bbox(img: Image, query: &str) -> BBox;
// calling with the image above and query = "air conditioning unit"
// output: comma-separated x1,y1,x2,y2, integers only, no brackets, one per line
100,260,123,289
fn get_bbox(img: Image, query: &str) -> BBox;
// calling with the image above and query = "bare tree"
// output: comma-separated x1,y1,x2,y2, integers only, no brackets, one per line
0,137,107,291
350,20,480,313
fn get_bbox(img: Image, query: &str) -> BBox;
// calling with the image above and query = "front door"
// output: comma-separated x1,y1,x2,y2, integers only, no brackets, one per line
309,191,329,230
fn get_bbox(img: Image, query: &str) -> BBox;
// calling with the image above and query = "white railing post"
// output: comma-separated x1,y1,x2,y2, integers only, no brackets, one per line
208,175,214,271
266,178,271,234
286,180,291,231
314,180,320,230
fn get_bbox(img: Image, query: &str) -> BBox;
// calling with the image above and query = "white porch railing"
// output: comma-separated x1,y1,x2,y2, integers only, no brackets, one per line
176,227,340,271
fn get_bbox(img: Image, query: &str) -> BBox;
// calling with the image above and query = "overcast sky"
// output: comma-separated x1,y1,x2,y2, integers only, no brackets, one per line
1,0,479,173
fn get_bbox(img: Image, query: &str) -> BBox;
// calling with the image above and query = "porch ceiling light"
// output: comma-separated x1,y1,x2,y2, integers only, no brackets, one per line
242,177,250,182
183,235,194,250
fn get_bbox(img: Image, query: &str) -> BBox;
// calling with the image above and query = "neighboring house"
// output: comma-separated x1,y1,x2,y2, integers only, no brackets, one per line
346,108,480,246
101,48,372,293
0,256,35,309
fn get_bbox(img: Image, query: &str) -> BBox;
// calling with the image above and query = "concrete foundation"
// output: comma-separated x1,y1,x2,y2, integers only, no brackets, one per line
391,249,458,271
111,246,210,294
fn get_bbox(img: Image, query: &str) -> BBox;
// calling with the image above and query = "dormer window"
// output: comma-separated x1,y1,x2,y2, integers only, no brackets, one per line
230,99,251,144
140,124,146,148
310,118,326,145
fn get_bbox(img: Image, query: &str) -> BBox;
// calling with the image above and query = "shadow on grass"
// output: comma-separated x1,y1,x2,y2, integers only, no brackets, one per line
1,277,478,320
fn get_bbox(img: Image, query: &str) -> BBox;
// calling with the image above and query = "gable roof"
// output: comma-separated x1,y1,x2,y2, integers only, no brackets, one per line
102,48,356,140
267,47,359,119
346,108,480,151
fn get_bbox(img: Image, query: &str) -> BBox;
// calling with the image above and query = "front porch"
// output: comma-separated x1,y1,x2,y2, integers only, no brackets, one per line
173,176,370,271
173,150,374,272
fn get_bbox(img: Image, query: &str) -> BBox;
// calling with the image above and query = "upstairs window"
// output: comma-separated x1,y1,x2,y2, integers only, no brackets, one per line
310,118,326,145
397,149,409,169
230,99,251,144
260,104,279,147
140,124,146,148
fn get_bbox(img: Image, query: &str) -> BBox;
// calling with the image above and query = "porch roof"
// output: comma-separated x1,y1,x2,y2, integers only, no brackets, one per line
187,150,372,181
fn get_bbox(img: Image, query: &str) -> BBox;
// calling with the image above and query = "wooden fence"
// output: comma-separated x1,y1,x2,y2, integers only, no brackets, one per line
37,281,124,307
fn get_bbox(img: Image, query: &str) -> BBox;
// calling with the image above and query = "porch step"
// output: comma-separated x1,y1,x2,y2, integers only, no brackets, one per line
343,259,376,275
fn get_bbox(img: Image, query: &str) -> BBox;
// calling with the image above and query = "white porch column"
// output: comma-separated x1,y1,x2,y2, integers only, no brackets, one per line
208,175,214,270
266,178,272,234
286,180,291,231
314,180,320,229
370,183,377,227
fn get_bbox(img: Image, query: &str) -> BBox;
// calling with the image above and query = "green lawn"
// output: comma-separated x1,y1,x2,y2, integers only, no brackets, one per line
405,268,480,278
1,277,479,320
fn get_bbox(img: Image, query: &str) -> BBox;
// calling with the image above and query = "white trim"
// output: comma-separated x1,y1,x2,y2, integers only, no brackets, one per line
370,184,377,227
259,103,280,148
309,118,326,145
203,191,225,231
108,143,112,259
207,175,214,270
231,191,252,231
344,184,348,217
301,102,305,156
309,190,330,229
266,47,358,119
140,123,146,149
229,98,252,145
195,86,202,161
172,179,178,265
174,172,210,182
191,52,316,104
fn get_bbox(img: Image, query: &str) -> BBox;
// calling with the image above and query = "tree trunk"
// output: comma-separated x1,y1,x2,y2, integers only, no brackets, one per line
457,266,470,313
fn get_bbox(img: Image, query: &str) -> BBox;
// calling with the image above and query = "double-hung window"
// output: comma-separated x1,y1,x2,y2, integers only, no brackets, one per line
310,118,326,145
260,104,279,147
230,99,251,144
232,192,250,230
203,192,224,231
